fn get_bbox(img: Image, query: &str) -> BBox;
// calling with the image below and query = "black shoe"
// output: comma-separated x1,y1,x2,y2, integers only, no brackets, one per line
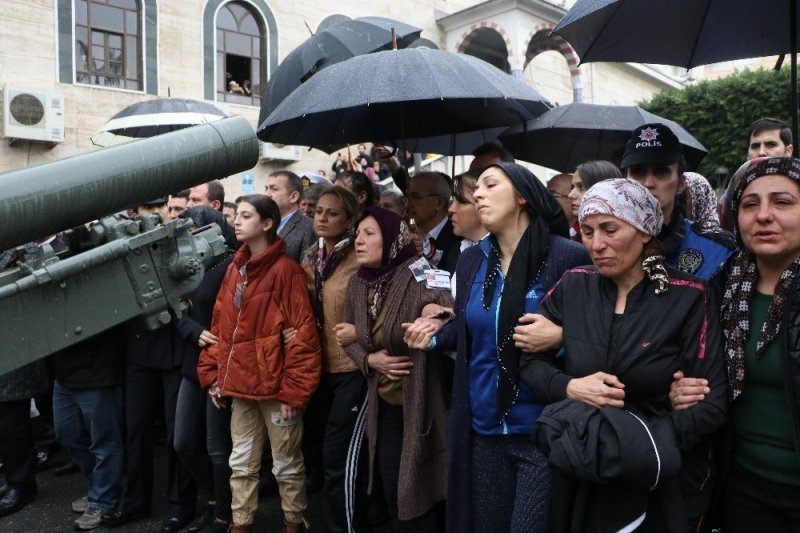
161,514,194,532
0,484,7,499
54,462,80,476
101,507,149,527
0,486,37,518
187,506,215,533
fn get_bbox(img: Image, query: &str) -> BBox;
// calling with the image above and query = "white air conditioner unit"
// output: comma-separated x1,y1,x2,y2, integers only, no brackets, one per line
260,142,303,162
3,85,65,144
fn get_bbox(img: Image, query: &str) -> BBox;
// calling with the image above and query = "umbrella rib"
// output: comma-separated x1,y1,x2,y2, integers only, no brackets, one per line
686,0,715,68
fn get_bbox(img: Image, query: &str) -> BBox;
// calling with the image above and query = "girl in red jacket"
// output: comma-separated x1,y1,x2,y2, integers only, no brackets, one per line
198,194,321,533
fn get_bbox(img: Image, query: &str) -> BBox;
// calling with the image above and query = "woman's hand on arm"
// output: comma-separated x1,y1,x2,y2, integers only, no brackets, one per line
208,381,228,409
197,329,219,348
669,370,710,411
333,323,356,347
367,349,414,380
566,372,626,409
513,313,563,352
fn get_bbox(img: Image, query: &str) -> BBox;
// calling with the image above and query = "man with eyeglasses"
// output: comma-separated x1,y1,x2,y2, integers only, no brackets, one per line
546,173,575,231
406,171,461,274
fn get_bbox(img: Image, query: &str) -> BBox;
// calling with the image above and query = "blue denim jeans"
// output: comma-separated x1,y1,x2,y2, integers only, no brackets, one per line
53,381,125,511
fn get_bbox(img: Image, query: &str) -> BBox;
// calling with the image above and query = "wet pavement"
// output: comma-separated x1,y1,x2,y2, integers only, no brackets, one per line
0,446,329,533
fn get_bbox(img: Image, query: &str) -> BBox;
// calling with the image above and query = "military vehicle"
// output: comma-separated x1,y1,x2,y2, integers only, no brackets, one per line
0,115,259,375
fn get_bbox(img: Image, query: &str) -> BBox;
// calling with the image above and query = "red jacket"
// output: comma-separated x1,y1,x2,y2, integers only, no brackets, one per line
197,239,321,407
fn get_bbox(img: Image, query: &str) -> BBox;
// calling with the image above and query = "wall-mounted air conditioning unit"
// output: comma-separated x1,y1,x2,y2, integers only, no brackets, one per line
3,85,65,145
260,142,303,162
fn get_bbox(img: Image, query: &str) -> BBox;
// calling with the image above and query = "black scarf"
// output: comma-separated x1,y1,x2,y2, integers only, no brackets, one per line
481,162,569,419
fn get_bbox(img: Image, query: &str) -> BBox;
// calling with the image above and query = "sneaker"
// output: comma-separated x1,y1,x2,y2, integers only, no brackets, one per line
71,495,88,513
74,507,104,530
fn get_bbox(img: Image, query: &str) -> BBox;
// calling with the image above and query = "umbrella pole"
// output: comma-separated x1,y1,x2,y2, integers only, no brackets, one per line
792,0,798,144
450,133,456,178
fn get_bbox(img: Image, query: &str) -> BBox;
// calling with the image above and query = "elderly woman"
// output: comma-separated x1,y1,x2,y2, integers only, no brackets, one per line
672,157,800,532
299,187,364,532
405,162,588,532
520,178,727,531
341,206,452,531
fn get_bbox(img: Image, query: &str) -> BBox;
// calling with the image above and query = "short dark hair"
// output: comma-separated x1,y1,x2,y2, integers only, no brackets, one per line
269,170,304,200
238,194,280,242
471,142,514,163
575,160,623,190
302,183,329,202
345,171,376,206
222,201,237,211
172,189,190,199
205,180,225,208
749,117,793,147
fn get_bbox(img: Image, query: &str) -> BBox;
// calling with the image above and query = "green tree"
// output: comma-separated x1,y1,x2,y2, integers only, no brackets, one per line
639,66,793,186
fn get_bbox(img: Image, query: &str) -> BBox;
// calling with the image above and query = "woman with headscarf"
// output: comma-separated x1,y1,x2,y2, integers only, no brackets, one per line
520,179,727,532
340,206,452,531
671,157,800,532
683,172,721,229
404,162,589,532
172,206,237,533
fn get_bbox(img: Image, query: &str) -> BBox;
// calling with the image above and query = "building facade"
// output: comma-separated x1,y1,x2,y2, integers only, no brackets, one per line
0,0,682,198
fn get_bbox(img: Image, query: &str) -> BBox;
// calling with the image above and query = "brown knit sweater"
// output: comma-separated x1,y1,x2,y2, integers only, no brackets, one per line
344,257,453,520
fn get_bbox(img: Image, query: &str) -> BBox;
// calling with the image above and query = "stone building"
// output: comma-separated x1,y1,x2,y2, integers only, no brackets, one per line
0,0,682,198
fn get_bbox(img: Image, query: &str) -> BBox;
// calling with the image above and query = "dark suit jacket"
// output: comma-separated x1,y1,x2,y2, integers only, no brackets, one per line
279,209,316,263
435,219,461,275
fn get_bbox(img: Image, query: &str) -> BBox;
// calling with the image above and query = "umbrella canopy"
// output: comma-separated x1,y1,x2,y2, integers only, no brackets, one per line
500,103,707,172
551,0,800,141
258,17,422,128
258,48,551,152
91,98,228,147
392,127,507,157
552,0,799,68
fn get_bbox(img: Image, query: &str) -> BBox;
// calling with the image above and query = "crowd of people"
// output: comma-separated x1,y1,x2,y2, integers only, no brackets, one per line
1,115,800,533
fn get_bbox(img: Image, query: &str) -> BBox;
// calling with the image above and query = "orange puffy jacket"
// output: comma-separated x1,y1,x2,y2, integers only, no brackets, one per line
197,239,321,408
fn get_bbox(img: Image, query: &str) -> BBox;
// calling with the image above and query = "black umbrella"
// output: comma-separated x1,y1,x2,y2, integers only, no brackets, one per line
91,98,227,147
392,127,507,156
551,0,800,141
500,103,707,173
258,48,551,152
258,17,422,129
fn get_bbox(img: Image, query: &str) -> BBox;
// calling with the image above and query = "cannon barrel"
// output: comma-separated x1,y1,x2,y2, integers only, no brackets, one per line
0,115,258,250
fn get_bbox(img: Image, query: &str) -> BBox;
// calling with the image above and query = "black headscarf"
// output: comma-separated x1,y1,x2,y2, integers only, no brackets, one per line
179,206,239,251
481,162,569,419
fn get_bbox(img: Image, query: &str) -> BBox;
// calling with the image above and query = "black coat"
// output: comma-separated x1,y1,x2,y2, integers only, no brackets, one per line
52,325,125,389
435,219,461,275
520,265,728,532
173,254,232,384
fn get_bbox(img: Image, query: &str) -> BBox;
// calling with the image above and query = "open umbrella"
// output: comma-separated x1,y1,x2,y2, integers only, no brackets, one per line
91,98,227,147
551,0,800,140
258,17,422,128
258,48,551,152
500,103,707,172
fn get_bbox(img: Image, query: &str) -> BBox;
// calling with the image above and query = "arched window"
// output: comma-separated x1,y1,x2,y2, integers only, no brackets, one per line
216,1,264,106
74,0,142,90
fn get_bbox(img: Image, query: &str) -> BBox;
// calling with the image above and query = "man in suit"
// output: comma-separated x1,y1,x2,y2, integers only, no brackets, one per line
406,171,461,274
264,170,316,263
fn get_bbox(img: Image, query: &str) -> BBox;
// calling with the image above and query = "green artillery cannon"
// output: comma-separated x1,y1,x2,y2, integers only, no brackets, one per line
0,116,259,376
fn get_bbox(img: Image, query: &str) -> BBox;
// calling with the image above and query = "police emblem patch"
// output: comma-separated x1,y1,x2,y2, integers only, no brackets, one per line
677,248,703,274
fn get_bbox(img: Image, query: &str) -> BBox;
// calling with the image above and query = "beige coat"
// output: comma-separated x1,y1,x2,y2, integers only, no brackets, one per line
302,244,360,374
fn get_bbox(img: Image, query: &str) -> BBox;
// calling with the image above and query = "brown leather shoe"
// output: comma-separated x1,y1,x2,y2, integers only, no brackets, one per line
230,525,252,533
282,521,306,533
